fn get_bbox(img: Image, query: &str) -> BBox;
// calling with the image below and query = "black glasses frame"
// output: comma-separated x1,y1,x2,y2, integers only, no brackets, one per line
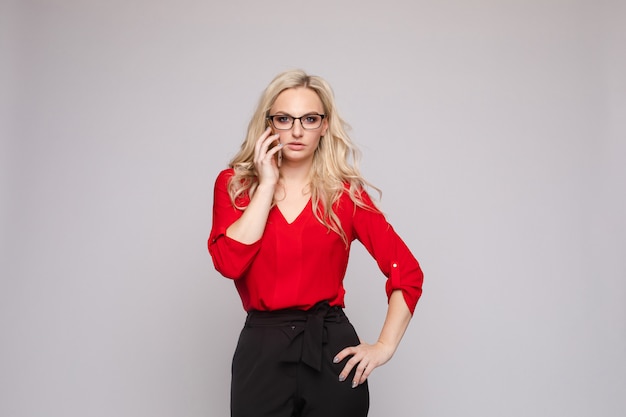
266,113,326,130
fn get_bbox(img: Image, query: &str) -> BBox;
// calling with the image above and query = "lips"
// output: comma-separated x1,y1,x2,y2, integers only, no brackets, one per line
286,143,305,151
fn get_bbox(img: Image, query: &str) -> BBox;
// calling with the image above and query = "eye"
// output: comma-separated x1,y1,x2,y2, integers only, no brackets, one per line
303,115,320,124
275,116,292,124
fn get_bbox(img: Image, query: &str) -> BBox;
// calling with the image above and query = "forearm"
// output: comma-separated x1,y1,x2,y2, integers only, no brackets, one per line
225,183,275,244
335,289,413,386
376,290,412,355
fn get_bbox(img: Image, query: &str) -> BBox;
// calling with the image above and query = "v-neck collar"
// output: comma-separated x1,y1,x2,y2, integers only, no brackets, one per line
275,198,312,225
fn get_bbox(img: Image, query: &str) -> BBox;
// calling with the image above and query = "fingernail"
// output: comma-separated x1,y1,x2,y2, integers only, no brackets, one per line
338,375,345,382
333,357,339,363
352,381,358,388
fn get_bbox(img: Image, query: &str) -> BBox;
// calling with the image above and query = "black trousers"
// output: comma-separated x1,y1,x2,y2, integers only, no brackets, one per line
231,302,369,417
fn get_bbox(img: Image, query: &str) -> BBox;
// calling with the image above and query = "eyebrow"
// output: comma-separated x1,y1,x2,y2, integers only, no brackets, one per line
270,111,322,116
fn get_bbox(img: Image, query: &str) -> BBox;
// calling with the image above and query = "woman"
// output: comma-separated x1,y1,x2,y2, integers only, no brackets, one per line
208,69,423,417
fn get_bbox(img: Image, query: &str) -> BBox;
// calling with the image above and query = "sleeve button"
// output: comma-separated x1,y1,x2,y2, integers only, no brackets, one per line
392,263,398,268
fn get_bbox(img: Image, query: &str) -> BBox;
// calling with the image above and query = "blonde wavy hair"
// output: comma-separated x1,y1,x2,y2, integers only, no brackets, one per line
228,69,379,243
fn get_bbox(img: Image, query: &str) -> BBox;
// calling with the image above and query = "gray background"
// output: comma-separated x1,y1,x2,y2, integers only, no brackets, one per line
1,0,625,416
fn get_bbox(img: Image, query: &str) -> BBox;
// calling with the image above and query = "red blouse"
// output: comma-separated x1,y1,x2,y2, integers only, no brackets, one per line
208,168,423,314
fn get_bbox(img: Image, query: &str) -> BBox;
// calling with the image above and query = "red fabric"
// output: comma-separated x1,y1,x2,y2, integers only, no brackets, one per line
208,168,423,314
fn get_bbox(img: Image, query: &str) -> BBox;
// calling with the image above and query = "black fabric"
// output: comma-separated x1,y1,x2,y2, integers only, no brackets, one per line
231,302,369,417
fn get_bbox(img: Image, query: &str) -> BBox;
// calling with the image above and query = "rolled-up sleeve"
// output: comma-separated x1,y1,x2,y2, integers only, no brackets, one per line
208,169,261,279
352,191,424,314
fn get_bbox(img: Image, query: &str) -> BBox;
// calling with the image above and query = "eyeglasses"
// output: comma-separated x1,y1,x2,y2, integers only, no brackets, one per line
266,113,326,130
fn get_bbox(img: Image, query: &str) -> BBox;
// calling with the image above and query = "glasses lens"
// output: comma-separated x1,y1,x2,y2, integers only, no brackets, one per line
302,114,322,129
271,115,293,130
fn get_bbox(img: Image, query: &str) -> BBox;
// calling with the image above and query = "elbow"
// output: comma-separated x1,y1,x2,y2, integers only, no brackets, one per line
385,267,423,315
213,264,246,280
210,254,248,280
208,234,259,280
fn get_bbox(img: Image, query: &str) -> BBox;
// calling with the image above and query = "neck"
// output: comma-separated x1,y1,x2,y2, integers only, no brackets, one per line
279,159,313,184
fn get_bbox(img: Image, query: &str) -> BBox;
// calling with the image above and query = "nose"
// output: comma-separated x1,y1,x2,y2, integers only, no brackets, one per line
291,118,304,138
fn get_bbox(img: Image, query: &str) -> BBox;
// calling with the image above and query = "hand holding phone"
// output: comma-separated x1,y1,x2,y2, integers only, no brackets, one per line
266,121,282,168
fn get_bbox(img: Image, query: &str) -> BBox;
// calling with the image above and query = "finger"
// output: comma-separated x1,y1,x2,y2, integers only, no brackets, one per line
255,136,280,167
333,346,357,364
260,136,281,164
260,133,280,156
254,127,272,150
254,128,274,158
267,141,282,153
356,358,379,387
352,360,369,388
359,362,376,384
265,143,283,164
338,354,362,383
